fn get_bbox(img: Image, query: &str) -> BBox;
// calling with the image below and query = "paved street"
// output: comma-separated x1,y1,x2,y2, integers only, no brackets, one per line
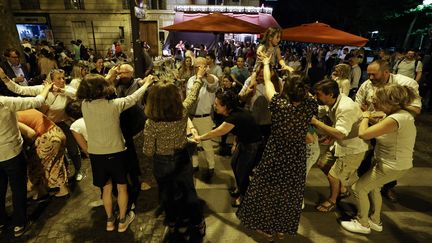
1,113,432,243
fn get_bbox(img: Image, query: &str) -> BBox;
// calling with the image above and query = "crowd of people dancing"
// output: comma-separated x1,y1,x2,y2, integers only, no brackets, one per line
0,26,426,241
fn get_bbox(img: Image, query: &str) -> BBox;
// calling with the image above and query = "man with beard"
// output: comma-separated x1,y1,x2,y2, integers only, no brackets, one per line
311,79,369,212
355,60,421,202
106,64,147,211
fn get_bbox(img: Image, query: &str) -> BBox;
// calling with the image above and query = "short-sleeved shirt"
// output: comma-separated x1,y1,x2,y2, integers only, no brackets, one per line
231,66,250,84
375,110,416,170
224,109,262,144
355,74,422,111
328,94,369,157
70,118,88,141
394,59,423,79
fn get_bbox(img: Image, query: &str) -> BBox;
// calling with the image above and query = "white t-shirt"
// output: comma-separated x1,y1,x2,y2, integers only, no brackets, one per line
375,110,416,170
70,118,87,141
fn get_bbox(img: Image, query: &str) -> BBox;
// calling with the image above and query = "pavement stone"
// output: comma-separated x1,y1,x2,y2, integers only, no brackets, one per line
1,114,432,242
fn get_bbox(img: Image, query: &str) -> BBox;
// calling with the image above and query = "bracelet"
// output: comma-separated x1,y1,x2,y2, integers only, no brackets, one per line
362,116,370,119
0,76,7,80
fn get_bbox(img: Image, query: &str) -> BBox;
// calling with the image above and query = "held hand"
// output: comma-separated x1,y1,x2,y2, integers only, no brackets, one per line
279,65,294,73
196,65,206,79
42,82,54,92
319,135,334,146
193,134,201,143
141,74,155,86
259,53,271,65
310,116,319,125
362,111,371,118
231,143,237,154
15,76,25,83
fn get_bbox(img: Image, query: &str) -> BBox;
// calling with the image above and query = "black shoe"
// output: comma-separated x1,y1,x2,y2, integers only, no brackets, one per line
382,189,398,203
202,168,214,182
231,197,242,207
193,166,199,173
229,188,240,198
195,220,206,237
218,146,231,156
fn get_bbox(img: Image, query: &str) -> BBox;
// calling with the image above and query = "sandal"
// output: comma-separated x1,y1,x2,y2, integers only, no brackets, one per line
231,197,242,207
276,232,285,240
195,220,206,237
338,190,351,199
256,229,274,242
229,188,240,198
316,199,336,212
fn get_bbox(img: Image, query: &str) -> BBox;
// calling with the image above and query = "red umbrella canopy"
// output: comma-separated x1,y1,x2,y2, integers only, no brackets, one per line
162,12,266,34
281,22,368,47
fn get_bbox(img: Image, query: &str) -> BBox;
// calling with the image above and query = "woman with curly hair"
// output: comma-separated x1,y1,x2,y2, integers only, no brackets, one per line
331,63,351,96
341,84,419,234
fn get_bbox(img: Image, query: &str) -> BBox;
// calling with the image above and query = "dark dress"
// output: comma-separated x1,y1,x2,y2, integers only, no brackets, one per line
237,95,318,235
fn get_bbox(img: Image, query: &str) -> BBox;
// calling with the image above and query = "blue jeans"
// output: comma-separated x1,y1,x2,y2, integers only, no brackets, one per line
0,152,27,227
231,141,263,196
153,149,203,226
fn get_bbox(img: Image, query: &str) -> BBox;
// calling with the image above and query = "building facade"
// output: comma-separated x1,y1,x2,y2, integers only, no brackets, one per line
11,0,260,56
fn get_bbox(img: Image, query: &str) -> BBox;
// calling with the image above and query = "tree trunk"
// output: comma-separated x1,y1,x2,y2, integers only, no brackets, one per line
403,13,418,49
0,0,23,55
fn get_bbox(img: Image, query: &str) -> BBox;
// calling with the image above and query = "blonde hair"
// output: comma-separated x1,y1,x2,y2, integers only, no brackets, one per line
334,63,351,80
374,84,419,114
46,69,65,82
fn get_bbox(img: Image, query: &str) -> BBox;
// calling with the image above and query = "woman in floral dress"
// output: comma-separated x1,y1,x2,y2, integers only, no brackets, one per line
237,54,318,239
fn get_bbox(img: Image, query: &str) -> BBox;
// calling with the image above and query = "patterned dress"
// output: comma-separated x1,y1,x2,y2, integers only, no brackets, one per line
237,95,318,235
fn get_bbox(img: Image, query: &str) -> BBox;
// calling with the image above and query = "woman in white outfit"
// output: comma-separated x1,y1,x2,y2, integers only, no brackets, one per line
341,84,419,234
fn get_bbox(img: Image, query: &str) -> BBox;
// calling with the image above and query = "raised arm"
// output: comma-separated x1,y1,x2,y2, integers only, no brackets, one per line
262,55,276,101
114,75,154,112
183,67,204,111
0,67,42,96
0,82,53,112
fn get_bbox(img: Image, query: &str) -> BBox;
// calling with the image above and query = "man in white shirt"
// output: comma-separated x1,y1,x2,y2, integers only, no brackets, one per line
311,79,369,212
187,57,219,182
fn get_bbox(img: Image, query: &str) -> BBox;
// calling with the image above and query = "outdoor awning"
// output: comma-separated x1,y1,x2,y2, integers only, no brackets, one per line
281,22,368,47
172,12,280,29
162,12,266,34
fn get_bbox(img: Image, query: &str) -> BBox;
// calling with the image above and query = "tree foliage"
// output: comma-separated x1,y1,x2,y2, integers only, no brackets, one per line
273,0,423,34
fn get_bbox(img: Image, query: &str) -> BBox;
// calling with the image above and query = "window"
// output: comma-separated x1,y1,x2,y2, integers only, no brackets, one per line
149,0,166,10
20,0,40,10
64,0,85,10
122,0,130,10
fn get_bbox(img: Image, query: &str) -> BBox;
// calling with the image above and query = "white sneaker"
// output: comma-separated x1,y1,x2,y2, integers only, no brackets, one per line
118,211,135,233
88,199,104,207
341,219,371,234
368,218,383,232
75,172,85,181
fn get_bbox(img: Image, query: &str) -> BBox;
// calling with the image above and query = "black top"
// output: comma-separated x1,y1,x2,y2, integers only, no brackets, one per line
225,109,262,144
90,67,108,75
